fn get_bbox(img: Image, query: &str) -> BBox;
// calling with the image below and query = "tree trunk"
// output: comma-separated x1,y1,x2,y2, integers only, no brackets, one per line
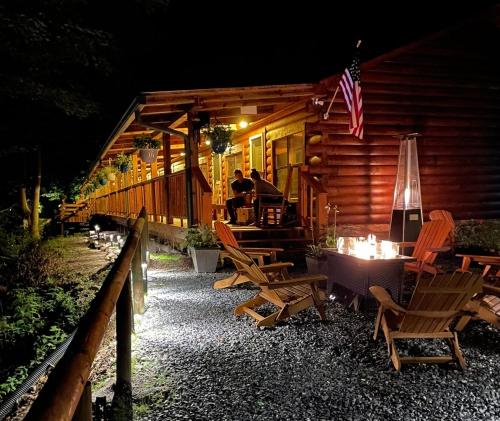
31,149,42,239
20,186,31,229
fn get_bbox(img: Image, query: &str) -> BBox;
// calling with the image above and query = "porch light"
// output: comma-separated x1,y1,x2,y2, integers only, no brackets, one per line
389,133,423,243
238,119,249,129
205,140,211,146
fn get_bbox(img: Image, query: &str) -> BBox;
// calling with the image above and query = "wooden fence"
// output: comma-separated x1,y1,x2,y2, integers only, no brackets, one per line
26,208,149,421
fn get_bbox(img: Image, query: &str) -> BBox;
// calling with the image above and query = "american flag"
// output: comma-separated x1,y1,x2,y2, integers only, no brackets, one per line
339,52,364,139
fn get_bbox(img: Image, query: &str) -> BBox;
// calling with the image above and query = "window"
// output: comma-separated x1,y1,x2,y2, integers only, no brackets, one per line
225,152,243,198
273,132,304,201
250,134,264,173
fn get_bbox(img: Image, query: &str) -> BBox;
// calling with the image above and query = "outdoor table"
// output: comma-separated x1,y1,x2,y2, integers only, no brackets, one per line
324,248,416,311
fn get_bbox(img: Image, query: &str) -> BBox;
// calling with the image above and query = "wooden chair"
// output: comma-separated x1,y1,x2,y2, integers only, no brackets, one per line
456,254,500,329
225,244,327,327
257,165,295,227
370,271,483,371
213,220,287,289
401,219,453,275
429,209,455,245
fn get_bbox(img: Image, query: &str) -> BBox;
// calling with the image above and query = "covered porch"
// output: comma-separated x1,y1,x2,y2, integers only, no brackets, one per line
82,84,329,243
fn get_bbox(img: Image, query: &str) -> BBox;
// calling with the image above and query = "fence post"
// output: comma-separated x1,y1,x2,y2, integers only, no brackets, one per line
72,381,92,421
116,273,132,386
129,218,144,315
139,208,149,296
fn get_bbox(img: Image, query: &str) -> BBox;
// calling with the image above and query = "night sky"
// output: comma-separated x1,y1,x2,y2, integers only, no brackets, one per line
0,0,497,206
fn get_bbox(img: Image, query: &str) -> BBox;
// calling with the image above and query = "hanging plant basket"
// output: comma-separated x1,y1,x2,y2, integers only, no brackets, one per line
114,153,133,173
139,148,159,163
205,123,233,155
211,138,230,154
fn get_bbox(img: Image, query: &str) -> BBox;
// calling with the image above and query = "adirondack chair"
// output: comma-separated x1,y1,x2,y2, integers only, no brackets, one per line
429,209,455,245
370,271,483,371
401,219,453,275
213,220,288,289
455,254,500,329
225,244,327,327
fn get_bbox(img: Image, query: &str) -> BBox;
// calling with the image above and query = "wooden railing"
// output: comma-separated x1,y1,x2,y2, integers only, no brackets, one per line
299,169,328,241
94,169,212,227
26,208,149,421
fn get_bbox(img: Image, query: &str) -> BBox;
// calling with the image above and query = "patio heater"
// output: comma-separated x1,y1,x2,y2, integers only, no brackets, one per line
389,133,423,243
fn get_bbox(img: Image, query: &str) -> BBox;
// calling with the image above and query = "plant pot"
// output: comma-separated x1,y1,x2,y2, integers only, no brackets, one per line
305,256,329,288
211,139,230,154
189,247,219,273
118,164,130,173
139,148,159,164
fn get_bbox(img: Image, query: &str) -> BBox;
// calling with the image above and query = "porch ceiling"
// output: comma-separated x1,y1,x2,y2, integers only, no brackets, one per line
91,83,316,176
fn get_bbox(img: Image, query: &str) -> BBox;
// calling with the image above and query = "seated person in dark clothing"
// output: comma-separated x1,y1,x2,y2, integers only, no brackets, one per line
226,169,254,224
250,168,283,225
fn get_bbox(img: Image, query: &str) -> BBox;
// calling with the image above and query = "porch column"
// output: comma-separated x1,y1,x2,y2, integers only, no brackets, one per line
162,133,172,224
185,111,200,227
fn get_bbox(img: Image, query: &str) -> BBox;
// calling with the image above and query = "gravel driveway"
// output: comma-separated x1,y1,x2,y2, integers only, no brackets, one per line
133,267,500,421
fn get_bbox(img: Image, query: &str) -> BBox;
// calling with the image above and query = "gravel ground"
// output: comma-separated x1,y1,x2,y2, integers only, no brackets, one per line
133,264,500,421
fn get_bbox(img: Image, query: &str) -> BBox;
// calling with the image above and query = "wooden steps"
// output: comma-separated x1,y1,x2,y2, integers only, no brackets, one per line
229,226,312,258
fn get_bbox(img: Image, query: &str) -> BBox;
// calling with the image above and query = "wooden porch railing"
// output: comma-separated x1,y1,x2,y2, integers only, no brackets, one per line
93,169,212,227
299,169,328,241
26,208,149,421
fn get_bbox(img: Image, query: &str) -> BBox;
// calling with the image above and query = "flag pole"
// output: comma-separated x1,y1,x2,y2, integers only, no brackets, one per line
323,39,362,120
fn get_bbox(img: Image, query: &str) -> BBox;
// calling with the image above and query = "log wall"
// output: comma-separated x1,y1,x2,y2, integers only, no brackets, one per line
308,20,500,226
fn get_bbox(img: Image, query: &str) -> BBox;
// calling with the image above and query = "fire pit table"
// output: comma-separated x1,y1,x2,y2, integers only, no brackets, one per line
324,247,416,311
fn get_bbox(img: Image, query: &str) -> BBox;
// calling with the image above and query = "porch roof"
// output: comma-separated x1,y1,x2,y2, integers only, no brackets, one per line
89,83,316,178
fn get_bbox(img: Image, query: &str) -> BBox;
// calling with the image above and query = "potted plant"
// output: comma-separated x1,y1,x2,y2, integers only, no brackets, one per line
103,165,117,181
114,153,132,173
204,123,233,154
183,225,220,273
134,134,161,163
305,243,328,288
96,169,108,186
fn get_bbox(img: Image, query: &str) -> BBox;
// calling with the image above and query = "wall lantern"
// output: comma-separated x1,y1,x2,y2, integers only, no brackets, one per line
389,133,423,243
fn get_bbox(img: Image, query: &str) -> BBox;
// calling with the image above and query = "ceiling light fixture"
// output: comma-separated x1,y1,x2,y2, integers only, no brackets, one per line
239,119,249,129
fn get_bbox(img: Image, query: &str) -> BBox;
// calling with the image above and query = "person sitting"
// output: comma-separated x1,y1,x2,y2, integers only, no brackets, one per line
225,169,254,225
250,168,283,225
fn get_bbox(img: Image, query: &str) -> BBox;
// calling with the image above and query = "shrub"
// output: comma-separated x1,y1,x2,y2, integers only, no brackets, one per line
182,225,219,249
454,219,500,253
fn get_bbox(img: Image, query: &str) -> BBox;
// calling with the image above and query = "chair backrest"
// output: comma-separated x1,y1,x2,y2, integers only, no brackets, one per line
412,220,453,264
429,209,455,229
399,271,483,333
429,209,455,244
214,220,239,248
225,244,272,286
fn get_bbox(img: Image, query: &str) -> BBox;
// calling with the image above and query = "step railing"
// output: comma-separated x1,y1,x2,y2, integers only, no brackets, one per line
25,207,149,421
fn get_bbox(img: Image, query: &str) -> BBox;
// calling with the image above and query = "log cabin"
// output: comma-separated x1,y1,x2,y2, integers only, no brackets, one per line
67,7,500,247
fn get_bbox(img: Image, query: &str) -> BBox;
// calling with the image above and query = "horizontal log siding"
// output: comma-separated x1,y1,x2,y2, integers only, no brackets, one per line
310,21,500,225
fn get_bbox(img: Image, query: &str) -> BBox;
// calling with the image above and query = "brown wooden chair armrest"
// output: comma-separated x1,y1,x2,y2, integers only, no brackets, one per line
483,283,500,295
428,246,451,253
398,242,416,248
267,275,326,289
456,254,500,264
260,262,294,272
246,251,271,258
241,247,284,253
369,286,406,315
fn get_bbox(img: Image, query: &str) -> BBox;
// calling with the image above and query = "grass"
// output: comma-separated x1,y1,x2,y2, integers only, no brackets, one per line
149,253,180,262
